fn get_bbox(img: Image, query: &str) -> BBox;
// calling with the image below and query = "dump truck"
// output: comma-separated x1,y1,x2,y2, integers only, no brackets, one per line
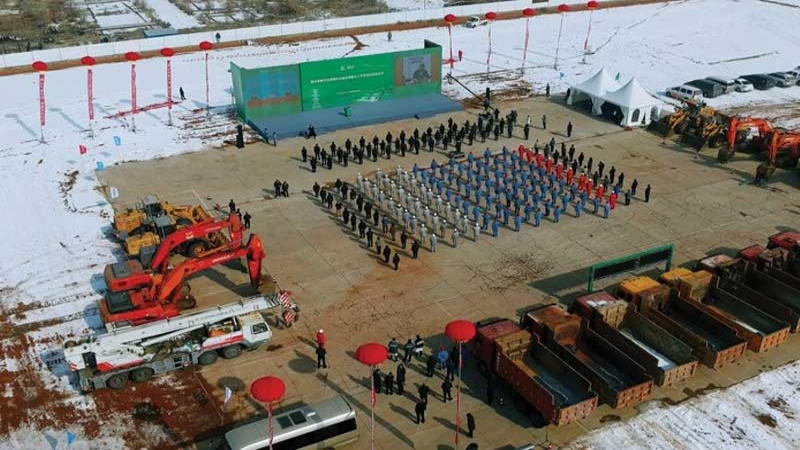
717,276,800,333
64,295,294,391
724,259,800,327
471,319,597,425
521,305,653,409
618,278,747,369
571,292,698,387
698,278,790,353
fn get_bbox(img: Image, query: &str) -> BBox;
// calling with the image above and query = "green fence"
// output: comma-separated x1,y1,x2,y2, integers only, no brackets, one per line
587,244,675,292
231,41,442,121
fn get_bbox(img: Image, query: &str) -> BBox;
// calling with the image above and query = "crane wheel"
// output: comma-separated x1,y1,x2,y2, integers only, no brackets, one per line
131,368,154,383
186,242,206,258
222,345,243,359
198,352,218,366
64,340,77,348
106,374,128,390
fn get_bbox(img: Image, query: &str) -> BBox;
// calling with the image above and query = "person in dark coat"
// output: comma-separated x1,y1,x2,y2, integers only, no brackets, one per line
426,354,437,377
243,212,251,229
316,344,327,369
645,184,652,202
567,121,573,138
393,252,400,271
418,383,430,403
273,179,281,196
385,372,395,395
442,379,453,402
350,215,357,231
313,182,320,198
366,227,374,247
400,231,408,249
466,412,476,438
310,156,317,172
411,239,420,258
542,114,547,130
228,199,236,214
301,147,307,162
631,179,639,196
373,369,383,394
523,123,530,140
415,399,427,424
396,363,406,395
383,246,391,264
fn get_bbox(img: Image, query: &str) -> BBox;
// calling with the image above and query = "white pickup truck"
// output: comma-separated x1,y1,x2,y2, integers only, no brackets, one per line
464,16,489,28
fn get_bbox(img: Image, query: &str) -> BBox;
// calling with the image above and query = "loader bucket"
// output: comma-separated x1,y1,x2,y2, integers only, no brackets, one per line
680,133,706,151
648,120,672,137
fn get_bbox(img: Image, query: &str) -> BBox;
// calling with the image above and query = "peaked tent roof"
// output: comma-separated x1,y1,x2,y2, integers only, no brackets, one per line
571,68,622,97
602,78,658,108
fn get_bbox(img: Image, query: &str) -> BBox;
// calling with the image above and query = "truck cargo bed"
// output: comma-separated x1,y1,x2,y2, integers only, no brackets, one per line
700,285,789,353
718,277,800,332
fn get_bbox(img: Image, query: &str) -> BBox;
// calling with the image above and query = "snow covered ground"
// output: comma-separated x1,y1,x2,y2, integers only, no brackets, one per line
569,360,800,450
384,0,446,11
143,0,202,29
84,1,150,29
1,0,800,446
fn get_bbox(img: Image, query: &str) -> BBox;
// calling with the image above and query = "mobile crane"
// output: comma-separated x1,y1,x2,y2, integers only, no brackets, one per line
100,233,266,329
65,294,294,391
104,212,245,293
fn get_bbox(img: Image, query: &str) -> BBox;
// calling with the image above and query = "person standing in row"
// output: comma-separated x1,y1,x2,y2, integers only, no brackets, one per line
415,399,427,424
426,354,437,377
396,363,406,395
466,412,476,438
316,344,327,369
383,246,391,264
411,239,420,258
441,378,453,402
385,371,395,395
393,252,400,270
403,339,414,362
418,383,430,403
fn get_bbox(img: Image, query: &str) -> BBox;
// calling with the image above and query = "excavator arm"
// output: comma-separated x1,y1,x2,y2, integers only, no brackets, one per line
150,212,243,272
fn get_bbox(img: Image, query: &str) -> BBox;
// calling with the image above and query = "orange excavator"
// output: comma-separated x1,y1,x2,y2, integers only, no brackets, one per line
755,129,800,185
105,212,245,293
719,116,773,163
100,233,266,327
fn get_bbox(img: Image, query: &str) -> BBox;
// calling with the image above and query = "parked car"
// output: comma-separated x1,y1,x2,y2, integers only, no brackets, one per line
733,78,754,92
705,76,736,94
786,70,800,84
740,74,777,90
768,72,796,87
464,16,488,28
666,85,703,101
687,79,725,98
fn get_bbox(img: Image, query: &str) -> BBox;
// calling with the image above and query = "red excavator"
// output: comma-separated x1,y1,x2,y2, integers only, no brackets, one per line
100,233,266,327
105,212,245,293
720,116,773,162
754,130,800,184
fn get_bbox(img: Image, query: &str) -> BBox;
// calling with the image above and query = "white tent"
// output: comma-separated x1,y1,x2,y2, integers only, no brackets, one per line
567,68,621,115
600,78,661,127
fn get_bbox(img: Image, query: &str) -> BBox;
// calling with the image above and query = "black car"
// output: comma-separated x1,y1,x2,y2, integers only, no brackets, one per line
686,79,724,98
740,74,777,90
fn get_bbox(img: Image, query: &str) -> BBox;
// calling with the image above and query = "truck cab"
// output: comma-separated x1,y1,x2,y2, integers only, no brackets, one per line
616,277,667,307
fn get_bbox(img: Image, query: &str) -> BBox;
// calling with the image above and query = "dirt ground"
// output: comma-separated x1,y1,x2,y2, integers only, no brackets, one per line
95,95,800,449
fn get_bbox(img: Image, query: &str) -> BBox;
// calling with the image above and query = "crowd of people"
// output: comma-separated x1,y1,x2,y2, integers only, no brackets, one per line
312,137,651,267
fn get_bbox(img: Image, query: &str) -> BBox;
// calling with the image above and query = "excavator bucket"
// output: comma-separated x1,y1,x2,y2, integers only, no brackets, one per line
648,118,672,136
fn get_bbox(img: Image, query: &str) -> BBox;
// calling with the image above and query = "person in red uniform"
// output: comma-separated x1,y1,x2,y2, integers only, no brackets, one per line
609,192,618,210
316,329,326,347
566,168,574,185
596,185,605,200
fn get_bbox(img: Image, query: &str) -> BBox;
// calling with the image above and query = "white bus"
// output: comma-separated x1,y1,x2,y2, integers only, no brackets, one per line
224,395,359,450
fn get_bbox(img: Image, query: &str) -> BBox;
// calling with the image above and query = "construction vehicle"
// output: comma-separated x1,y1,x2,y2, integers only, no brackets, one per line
648,108,689,138
64,294,294,391
680,114,726,151
719,116,772,163
471,318,597,425
104,212,245,293
112,194,219,258
617,277,747,369
521,304,653,409
100,233,266,329
571,292,698,387
754,129,800,184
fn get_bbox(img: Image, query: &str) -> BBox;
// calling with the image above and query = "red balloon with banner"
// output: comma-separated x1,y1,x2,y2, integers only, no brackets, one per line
124,52,140,129
250,376,286,450
160,47,176,123
443,14,457,72
521,8,536,74
81,56,96,128
584,1,600,59
554,4,571,70
484,12,497,79
356,343,388,450
32,61,47,141
445,320,477,447
199,41,213,110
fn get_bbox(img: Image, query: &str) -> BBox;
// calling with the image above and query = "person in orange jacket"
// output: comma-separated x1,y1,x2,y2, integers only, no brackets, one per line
316,329,326,347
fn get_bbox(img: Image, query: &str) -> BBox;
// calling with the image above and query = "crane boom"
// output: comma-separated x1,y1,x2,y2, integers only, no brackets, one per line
150,212,244,273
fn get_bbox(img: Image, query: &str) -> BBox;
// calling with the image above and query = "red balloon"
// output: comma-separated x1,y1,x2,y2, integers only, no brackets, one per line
32,61,47,72
124,51,140,62
356,342,388,366
558,3,571,12
80,56,96,66
587,0,599,8
485,11,497,20
160,47,175,57
522,8,536,17
199,41,213,51
250,376,286,403
444,13,457,23
445,320,477,343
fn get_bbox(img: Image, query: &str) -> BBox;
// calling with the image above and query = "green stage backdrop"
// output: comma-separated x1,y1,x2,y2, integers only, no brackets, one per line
232,41,441,121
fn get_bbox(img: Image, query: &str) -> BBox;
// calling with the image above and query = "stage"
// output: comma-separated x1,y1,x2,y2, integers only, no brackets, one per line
248,93,462,140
